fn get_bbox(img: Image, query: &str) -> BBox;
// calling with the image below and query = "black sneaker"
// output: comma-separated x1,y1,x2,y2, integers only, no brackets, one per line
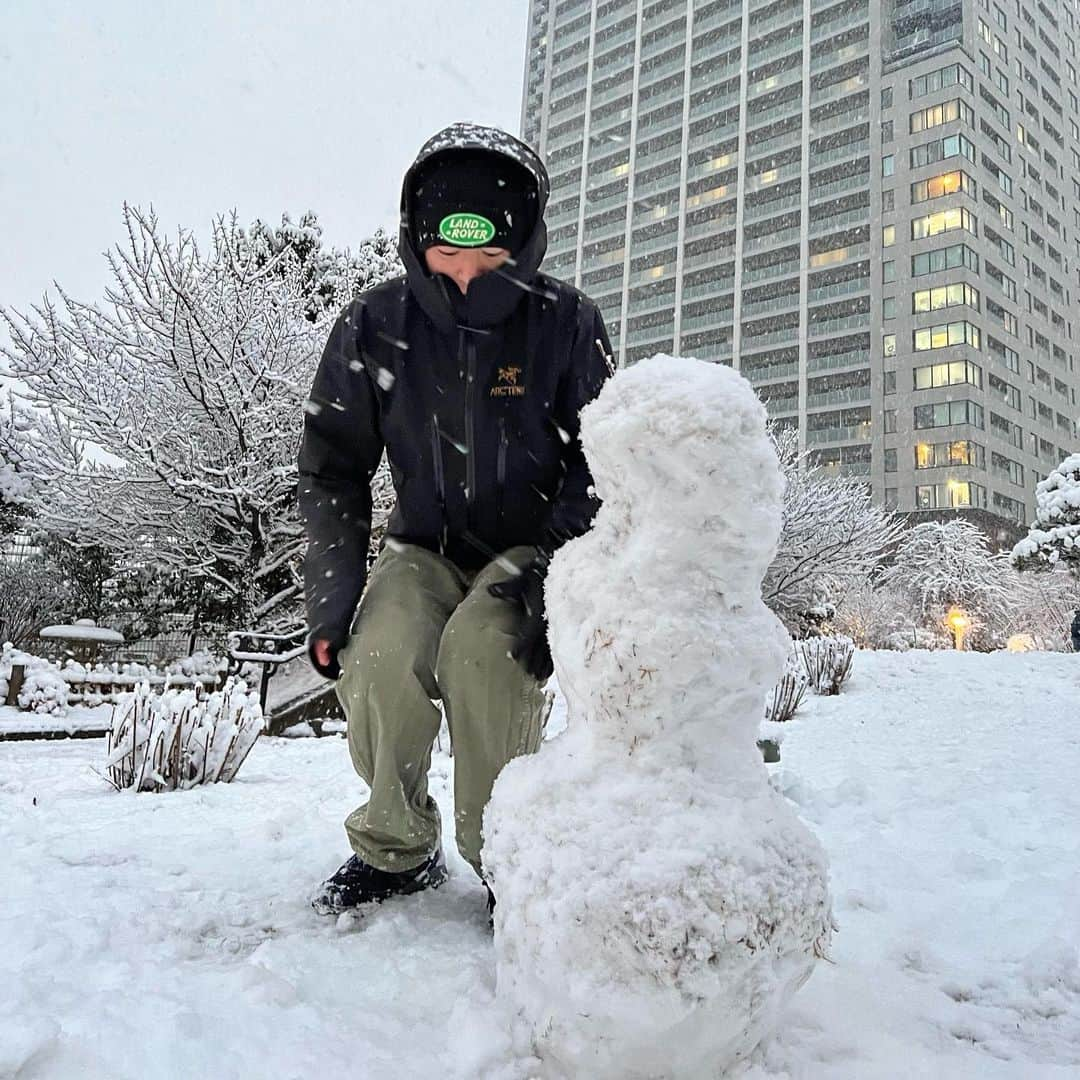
484,882,496,929
311,849,447,916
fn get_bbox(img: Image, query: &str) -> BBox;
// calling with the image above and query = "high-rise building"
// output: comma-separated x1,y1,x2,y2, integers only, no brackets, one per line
521,0,1080,526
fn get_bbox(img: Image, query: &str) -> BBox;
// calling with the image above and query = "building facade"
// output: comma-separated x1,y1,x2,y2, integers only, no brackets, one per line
521,0,1080,526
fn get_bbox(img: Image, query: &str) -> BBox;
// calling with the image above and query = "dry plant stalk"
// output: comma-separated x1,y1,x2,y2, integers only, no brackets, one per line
765,672,807,722
797,637,855,696
104,676,262,792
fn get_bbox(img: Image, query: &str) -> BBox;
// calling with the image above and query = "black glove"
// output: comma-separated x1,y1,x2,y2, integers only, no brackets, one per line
488,560,554,682
307,626,348,681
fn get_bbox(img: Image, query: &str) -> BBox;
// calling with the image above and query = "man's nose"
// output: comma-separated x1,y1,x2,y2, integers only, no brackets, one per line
455,268,480,292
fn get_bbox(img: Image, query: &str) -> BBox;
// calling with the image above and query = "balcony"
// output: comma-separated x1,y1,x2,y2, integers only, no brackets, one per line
806,386,872,408
806,277,870,304
741,291,801,318
744,225,803,252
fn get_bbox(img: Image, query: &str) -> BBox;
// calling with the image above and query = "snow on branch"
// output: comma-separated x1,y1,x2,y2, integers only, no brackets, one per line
763,425,902,626
0,207,402,633
1012,453,1080,573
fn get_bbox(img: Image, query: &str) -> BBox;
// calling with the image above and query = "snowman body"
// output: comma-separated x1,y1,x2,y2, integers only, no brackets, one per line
483,355,833,1078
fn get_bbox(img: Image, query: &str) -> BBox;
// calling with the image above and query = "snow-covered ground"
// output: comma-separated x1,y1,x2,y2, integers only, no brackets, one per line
2,649,1078,1079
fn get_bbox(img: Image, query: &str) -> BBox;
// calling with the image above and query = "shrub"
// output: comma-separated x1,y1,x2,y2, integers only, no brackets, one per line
797,635,855,695
764,672,808,722
0,643,69,715
104,677,262,792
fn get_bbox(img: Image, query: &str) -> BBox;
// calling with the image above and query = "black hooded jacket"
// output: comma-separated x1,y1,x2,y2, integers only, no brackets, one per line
298,124,613,654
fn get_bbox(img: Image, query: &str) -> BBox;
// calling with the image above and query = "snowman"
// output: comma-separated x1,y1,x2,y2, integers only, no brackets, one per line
482,354,833,1079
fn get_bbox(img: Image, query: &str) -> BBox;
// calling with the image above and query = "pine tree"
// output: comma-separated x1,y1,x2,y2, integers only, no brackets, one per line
1011,453,1080,573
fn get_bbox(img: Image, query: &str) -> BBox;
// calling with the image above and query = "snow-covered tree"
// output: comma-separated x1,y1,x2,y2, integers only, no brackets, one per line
242,212,400,323
763,425,902,630
0,558,69,647
0,395,35,537
880,519,1019,648
1009,568,1080,650
828,579,933,649
0,205,402,634
1011,453,1080,574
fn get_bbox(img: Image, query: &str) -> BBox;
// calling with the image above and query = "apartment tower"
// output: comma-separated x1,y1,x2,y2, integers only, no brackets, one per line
522,0,1080,525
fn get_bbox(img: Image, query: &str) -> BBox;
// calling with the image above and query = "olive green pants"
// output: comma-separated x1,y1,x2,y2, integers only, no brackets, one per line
334,541,548,877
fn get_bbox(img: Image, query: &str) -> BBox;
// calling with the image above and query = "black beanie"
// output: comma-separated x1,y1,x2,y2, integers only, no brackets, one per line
411,150,537,254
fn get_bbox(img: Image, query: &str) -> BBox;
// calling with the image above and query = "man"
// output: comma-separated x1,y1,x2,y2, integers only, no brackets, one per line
299,123,613,917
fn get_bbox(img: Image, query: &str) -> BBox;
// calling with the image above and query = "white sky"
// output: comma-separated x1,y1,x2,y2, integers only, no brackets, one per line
0,0,528,324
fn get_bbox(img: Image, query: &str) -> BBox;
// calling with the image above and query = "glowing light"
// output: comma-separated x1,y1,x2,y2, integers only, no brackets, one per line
946,606,970,650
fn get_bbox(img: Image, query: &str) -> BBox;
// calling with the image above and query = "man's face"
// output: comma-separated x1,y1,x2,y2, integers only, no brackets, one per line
424,245,510,295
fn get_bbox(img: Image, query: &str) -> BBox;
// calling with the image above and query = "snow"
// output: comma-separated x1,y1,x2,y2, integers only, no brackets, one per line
1013,453,1080,570
0,703,110,736
0,649,1076,1075
1,652,1078,1077
485,355,831,1076
38,623,125,643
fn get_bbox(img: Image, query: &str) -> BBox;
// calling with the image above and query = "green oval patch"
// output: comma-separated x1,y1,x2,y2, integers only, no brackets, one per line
438,212,497,247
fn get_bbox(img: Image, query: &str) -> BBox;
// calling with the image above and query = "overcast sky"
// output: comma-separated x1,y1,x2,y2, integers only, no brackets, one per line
0,0,528,324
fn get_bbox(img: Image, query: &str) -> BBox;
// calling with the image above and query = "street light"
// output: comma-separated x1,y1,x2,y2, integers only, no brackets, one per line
946,606,970,650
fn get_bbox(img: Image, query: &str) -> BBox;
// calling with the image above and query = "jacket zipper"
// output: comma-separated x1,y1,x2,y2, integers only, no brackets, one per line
496,416,508,523
430,414,447,554
464,332,478,535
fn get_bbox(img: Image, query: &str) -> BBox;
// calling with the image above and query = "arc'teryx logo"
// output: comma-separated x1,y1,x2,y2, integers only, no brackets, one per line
490,365,525,398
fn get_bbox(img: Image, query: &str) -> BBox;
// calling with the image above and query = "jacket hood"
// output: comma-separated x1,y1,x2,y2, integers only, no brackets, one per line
398,123,551,335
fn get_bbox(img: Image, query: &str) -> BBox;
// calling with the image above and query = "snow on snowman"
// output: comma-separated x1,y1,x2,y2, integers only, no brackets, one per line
483,354,834,1078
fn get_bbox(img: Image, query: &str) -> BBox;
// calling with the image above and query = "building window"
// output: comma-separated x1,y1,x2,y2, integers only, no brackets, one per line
909,63,974,100
883,336,897,360
884,370,897,393
911,243,979,277
885,448,898,472
911,170,976,204
882,87,894,110
909,99,974,135
991,450,1024,486
910,133,976,169
885,487,899,510
913,321,980,352
883,259,896,283
992,490,1025,522
913,359,982,390
882,189,895,212
883,296,896,320
884,409,898,433
883,225,896,247
882,154,895,177
916,480,986,509
915,440,985,469
913,399,984,430
912,282,980,313
911,207,977,241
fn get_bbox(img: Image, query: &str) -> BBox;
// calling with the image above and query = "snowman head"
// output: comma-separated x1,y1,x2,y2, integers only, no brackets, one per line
580,355,784,578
